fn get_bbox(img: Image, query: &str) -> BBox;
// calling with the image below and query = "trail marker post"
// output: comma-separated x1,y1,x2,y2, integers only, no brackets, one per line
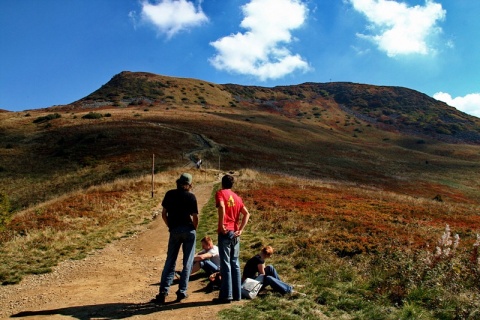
151,154,155,198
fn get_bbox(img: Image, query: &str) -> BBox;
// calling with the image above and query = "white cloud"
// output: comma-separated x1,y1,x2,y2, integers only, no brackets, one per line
209,0,310,81
349,0,446,57
140,0,208,38
434,92,480,118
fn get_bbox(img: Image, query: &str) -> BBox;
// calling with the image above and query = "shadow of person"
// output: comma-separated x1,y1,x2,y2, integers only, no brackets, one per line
10,300,215,320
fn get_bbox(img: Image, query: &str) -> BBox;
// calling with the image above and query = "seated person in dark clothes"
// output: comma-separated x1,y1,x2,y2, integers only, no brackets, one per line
242,246,293,295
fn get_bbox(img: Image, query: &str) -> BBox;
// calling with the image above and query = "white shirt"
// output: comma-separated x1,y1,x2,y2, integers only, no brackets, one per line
199,245,220,268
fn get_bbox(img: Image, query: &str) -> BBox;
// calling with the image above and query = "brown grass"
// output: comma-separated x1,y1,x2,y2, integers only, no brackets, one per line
0,169,217,284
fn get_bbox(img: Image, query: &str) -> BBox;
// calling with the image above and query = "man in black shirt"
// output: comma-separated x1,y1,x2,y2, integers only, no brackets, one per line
153,173,198,304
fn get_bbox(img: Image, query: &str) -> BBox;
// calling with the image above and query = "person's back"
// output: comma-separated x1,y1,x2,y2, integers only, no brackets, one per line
215,188,244,232
242,254,263,281
214,175,250,303
153,173,199,305
162,188,197,231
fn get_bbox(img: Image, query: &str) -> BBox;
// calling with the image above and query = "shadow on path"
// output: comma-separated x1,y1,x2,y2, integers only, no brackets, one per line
11,299,215,320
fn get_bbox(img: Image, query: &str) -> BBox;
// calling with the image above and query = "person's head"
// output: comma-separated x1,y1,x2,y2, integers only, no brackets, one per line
201,236,214,250
221,174,234,189
176,173,193,191
261,246,274,258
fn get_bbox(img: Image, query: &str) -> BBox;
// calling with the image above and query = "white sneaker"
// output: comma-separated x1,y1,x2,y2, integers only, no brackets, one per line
289,290,306,297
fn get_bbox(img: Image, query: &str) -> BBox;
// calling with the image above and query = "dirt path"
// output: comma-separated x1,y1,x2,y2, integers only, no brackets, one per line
0,183,241,320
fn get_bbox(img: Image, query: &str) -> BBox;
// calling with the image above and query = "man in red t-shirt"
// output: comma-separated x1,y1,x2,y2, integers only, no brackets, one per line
213,174,250,303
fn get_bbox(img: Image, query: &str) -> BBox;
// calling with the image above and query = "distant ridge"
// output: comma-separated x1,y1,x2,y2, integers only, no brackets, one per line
73,71,480,144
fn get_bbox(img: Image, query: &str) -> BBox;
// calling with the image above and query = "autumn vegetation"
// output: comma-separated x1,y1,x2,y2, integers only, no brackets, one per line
218,172,480,319
1,71,480,318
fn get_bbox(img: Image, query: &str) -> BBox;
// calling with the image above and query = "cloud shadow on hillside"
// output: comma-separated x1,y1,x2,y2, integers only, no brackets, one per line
10,299,214,320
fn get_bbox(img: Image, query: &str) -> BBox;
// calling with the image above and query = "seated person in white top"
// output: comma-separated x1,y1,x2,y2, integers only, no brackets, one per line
191,236,220,276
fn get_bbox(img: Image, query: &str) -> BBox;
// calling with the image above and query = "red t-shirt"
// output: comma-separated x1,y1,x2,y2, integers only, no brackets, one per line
215,189,244,231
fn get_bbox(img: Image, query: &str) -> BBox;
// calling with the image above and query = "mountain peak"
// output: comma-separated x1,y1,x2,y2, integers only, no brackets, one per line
73,71,480,144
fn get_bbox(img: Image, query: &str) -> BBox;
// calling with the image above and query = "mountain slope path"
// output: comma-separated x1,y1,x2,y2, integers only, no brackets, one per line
0,182,239,319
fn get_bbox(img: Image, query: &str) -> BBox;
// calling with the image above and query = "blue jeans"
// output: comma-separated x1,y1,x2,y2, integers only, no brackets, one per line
263,265,292,295
218,233,241,300
160,226,196,296
199,260,220,275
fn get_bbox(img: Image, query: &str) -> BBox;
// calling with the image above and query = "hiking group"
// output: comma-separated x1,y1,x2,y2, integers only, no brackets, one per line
152,173,297,306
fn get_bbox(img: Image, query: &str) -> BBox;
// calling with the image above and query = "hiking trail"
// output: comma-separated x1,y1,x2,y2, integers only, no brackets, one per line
0,182,241,319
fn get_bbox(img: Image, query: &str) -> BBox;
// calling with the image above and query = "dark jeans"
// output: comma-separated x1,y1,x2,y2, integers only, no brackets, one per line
160,226,196,296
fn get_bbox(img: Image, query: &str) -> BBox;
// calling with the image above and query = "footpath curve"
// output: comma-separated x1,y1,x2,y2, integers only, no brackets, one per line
0,182,241,320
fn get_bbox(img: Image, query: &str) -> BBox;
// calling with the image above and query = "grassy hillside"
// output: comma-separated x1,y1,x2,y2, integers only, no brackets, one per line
217,172,480,319
77,71,480,143
1,104,479,213
223,82,480,144
1,71,480,317
1,70,479,213
2,168,479,317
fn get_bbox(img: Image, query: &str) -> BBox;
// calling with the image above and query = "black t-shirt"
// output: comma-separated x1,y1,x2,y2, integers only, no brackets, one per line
161,188,198,231
243,254,264,280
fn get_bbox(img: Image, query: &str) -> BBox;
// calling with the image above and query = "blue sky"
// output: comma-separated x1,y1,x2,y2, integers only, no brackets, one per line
1,0,479,117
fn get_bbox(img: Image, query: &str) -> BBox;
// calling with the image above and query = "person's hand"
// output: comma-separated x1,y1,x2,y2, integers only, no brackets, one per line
218,225,228,235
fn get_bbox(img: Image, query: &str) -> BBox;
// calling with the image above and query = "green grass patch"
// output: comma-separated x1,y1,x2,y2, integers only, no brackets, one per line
196,182,221,246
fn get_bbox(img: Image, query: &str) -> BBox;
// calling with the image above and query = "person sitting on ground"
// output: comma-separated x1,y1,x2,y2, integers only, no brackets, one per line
191,236,220,276
242,246,293,295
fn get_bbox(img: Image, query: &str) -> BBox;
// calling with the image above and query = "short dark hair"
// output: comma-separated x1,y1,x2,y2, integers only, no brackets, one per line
176,182,191,191
221,174,234,189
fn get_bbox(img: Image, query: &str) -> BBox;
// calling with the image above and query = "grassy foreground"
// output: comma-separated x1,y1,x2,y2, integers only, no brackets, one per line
1,169,479,318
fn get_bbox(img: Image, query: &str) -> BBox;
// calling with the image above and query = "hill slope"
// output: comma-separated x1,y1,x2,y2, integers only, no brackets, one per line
77,71,480,144
1,71,480,318
1,71,479,212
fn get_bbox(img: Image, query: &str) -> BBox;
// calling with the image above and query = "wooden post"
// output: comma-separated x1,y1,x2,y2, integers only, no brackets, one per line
151,154,155,198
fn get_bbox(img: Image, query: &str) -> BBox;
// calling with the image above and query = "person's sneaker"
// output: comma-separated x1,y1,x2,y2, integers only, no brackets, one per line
176,291,188,302
152,292,167,305
212,297,232,304
288,290,307,297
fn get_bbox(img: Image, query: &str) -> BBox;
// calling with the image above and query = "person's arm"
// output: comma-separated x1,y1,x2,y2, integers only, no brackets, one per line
161,207,168,228
194,251,213,262
257,263,266,275
192,213,198,230
235,206,250,237
217,200,227,234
